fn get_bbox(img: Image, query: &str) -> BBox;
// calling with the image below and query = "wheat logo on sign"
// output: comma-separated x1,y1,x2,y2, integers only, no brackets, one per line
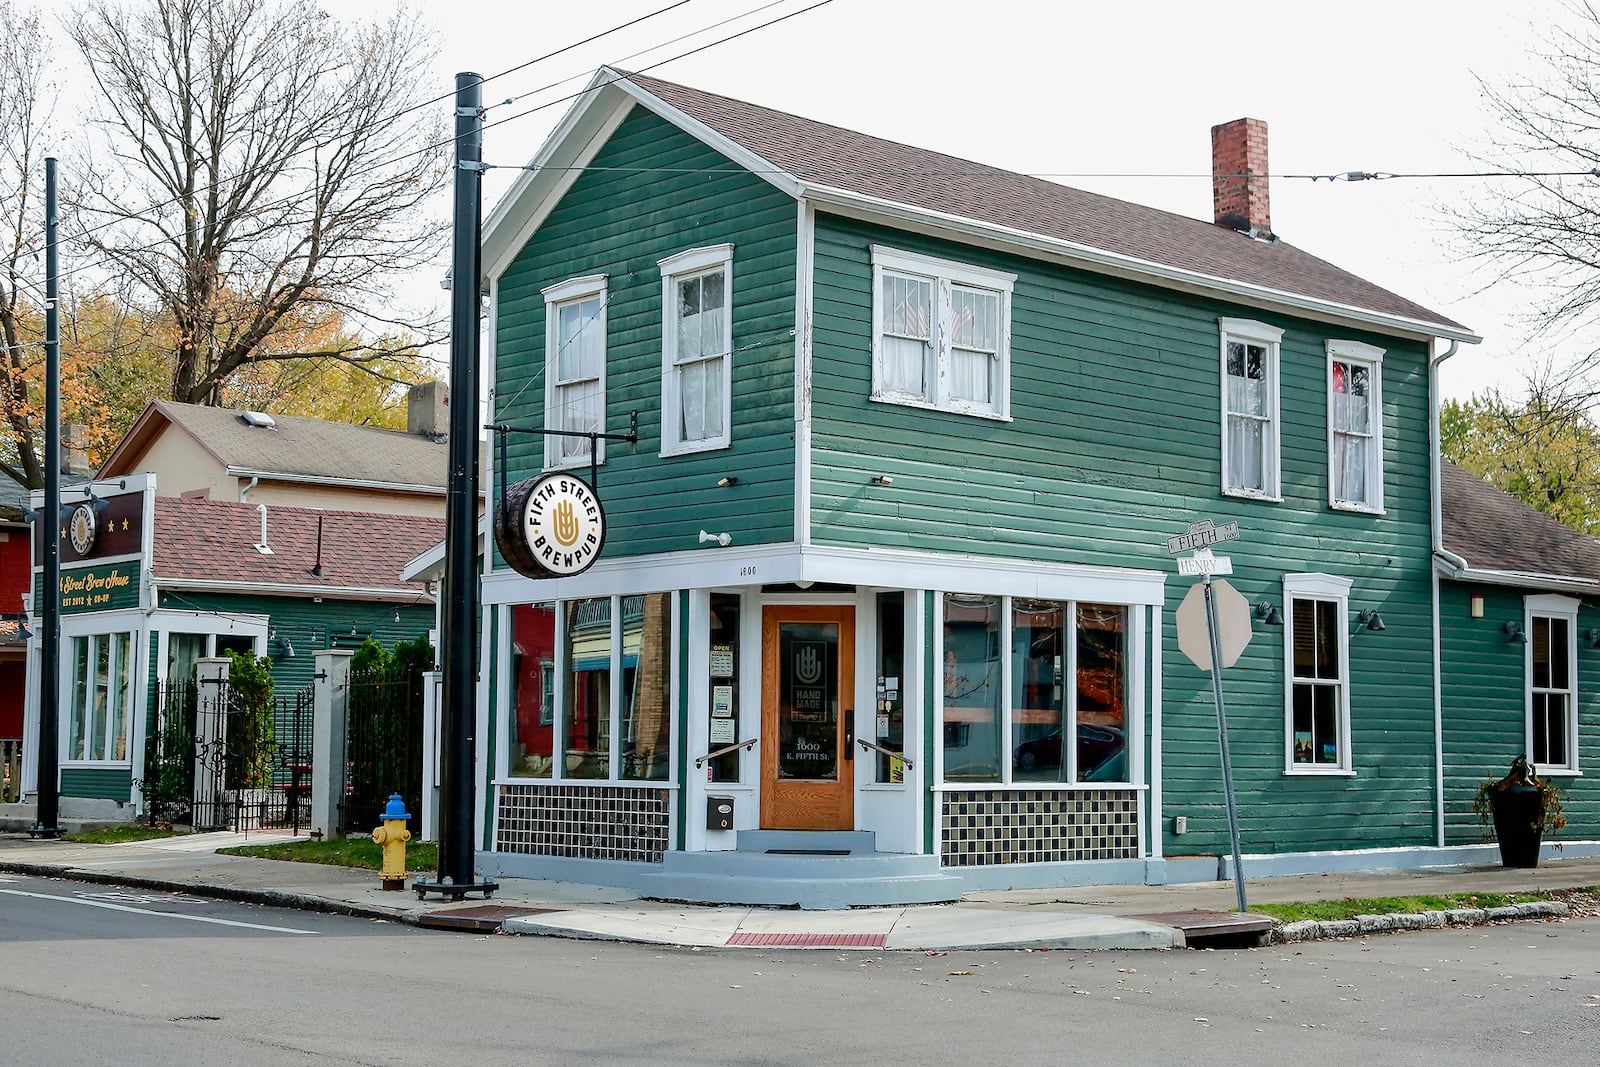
552,499,581,548
795,644,823,684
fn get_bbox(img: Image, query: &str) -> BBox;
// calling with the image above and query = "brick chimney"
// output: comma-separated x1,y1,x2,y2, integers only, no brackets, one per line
407,381,448,438
1211,117,1271,237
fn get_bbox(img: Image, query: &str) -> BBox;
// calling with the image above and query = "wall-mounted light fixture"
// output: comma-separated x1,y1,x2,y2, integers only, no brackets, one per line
870,475,894,486
276,634,295,658
1586,628,1600,649
1470,594,1484,619
698,530,732,547
1254,602,1283,625
1358,609,1386,632
393,607,401,623
715,476,737,488
1505,620,1529,645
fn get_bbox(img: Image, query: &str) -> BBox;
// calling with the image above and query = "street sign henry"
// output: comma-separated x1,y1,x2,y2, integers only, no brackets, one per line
1177,552,1233,576
1166,519,1240,555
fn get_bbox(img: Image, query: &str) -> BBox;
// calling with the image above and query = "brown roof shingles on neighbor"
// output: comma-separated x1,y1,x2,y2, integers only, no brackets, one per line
622,71,1466,333
1441,460,1600,581
152,498,444,592
150,400,453,488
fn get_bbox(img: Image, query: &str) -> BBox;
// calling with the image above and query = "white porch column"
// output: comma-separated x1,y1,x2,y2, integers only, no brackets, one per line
310,649,353,839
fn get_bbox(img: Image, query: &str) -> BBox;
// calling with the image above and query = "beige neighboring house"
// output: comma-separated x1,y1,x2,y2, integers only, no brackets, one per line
97,382,480,516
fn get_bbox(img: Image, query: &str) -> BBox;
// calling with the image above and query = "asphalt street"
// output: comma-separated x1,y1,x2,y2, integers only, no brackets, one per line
4,871,1598,1066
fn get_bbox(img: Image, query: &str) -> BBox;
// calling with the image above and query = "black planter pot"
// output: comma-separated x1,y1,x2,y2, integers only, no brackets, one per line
1490,784,1544,868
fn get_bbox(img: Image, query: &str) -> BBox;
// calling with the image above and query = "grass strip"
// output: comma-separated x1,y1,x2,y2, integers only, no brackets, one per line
218,837,439,872
62,826,182,844
1251,891,1546,924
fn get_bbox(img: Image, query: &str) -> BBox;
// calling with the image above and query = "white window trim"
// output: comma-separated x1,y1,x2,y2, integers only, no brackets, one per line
936,593,1137,787
659,244,734,457
871,245,1015,421
1281,572,1354,776
1219,317,1284,502
59,626,139,768
1525,593,1581,776
1326,339,1386,514
542,274,608,471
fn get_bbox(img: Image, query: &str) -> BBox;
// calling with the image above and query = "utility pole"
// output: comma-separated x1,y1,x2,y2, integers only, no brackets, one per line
32,156,61,838
416,73,494,900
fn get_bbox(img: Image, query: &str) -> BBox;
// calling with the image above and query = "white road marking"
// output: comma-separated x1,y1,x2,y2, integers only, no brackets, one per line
78,890,207,906
0,888,318,934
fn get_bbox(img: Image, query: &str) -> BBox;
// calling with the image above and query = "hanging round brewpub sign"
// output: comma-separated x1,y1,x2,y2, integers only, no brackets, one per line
495,472,607,580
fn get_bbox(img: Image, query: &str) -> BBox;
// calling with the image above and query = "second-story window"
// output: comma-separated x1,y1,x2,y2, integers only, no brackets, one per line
1219,318,1283,500
871,246,1014,420
659,244,733,455
543,275,608,468
1327,340,1385,512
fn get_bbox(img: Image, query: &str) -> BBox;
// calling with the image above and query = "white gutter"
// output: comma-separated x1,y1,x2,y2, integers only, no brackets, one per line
224,466,479,498
151,576,423,601
238,475,259,502
1429,338,1459,849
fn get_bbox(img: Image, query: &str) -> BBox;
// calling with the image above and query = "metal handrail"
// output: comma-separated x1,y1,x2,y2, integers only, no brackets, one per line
694,737,757,768
856,737,913,769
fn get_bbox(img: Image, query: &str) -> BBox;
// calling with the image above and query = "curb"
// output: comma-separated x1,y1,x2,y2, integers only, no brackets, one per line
0,859,423,926
1268,900,1570,943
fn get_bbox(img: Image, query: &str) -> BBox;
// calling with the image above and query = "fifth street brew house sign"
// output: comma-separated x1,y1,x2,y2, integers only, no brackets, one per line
495,472,608,580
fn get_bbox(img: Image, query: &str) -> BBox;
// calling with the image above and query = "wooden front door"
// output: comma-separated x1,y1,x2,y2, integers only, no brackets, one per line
760,605,855,830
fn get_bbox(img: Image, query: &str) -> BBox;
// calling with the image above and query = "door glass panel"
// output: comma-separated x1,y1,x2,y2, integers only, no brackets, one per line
777,621,838,780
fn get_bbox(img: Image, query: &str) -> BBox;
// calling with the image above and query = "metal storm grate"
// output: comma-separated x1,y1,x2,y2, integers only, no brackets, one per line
726,932,887,948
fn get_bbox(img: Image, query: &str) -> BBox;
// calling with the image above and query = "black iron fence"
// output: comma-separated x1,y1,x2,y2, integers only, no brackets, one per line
144,678,314,833
340,667,425,835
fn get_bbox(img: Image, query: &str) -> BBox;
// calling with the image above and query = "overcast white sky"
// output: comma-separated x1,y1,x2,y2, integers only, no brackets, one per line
323,0,1576,398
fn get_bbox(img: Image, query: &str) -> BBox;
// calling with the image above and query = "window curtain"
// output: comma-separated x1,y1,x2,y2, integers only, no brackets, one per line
949,287,997,404
676,271,727,442
880,273,931,395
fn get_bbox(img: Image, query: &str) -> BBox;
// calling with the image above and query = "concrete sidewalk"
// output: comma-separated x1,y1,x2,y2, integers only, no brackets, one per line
3,831,1596,952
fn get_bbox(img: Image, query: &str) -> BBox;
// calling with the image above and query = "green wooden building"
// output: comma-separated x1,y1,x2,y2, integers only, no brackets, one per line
469,68,1591,905
17,474,439,816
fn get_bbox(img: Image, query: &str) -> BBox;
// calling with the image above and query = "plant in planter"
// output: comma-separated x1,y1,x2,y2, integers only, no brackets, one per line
1473,755,1567,868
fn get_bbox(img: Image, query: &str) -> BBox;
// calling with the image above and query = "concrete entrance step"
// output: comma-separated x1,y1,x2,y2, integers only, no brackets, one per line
735,829,878,854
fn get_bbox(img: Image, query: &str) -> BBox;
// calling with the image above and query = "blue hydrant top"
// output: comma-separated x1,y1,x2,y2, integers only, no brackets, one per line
382,793,411,820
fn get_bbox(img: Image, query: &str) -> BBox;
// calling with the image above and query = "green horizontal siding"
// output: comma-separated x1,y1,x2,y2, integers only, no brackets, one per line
494,104,798,561
809,213,1439,856
61,767,132,802
1440,582,1600,844
155,592,435,693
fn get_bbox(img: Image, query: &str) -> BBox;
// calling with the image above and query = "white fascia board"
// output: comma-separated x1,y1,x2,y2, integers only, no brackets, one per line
1433,555,1600,596
152,577,424,601
481,541,1166,606
30,471,155,509
482,67,805,282
223,466,454,497
800,184,1482,346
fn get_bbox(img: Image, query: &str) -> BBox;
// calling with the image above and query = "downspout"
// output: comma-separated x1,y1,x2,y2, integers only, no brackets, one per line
238,475,259,503
1429,338,1460,848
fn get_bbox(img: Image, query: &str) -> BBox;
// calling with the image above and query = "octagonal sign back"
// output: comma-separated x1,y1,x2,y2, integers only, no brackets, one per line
1175,578,1252,671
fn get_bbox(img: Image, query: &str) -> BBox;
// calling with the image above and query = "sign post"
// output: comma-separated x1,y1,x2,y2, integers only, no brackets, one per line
1169,519,1249,913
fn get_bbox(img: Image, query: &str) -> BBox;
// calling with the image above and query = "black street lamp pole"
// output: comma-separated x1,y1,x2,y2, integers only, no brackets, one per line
32,156,62,838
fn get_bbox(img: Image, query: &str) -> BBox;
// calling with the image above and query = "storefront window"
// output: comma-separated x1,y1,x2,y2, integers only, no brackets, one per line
67,632,132,763
708,593,741,782
168,633,205,681
874,592,906,783
509,603,556,778
943,594,1002,780
1076,604,1128,782
941,596,1130,785
621,594,672,781
564,598,611,778
1012,600,1065,782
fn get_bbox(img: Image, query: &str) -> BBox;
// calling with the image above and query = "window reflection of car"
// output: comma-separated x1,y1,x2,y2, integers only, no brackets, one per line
1014,724,1125,780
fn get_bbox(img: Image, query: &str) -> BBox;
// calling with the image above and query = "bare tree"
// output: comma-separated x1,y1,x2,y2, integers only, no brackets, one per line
0,0,53,489
67,0,450,406
1454,1,1600,397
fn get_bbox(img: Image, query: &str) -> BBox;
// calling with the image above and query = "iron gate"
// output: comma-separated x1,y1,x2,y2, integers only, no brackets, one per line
145,678,314,833
340,668,425,834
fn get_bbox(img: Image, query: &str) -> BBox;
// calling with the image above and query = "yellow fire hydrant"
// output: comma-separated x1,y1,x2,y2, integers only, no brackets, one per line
371,793,412,890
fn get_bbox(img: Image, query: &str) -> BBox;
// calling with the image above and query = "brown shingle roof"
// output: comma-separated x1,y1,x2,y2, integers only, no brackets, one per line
152,497,444,593
621,70,1467,334
1441,460,1600,581
130,401,458,489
